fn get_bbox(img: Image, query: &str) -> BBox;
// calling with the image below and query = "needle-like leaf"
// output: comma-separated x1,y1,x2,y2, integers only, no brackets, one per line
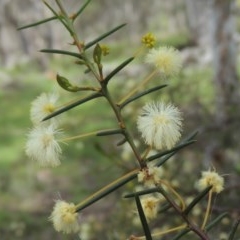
96,129,123,136
84,23,127,50
72,0,92,22
76,170,138,212
119,84,167,109
40,49,83,59
228,217,240,240
17,16,57,30
135,194,153,240
205,212,228,231
172,229,190,240
42,92,102,121
104,57,134,85
147,140,196,163
124,187,159,198
183,186,212,215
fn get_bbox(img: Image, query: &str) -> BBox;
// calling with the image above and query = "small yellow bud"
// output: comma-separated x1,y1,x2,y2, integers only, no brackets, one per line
141,33,156,48
100,44,110,56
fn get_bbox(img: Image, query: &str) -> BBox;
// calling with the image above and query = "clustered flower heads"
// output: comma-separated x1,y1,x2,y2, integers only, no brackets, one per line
137,101,183,150
30,92,59,125
49,200,80,234
138,164,163,187
26,92,63,167
197,170,224,193
25,125,62,167
145,46,182,77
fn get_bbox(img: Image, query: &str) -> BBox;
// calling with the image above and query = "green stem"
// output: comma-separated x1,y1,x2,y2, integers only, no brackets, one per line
55,1,99,80
55,0,68,16
101,86,145,168
44,1,73,35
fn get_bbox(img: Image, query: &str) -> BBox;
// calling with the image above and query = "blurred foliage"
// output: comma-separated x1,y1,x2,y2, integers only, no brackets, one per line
159,32,193,49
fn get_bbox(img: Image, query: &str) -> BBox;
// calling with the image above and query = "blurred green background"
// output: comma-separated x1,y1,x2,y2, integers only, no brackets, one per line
1,0,240,239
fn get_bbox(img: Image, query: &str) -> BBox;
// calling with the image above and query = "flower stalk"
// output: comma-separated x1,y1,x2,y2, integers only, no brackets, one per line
76,169,139,211
118,70,158,105
136,224,187,239
201,189,213,230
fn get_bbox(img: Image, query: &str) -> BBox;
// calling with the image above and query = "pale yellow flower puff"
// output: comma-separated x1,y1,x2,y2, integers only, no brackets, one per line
138,165,163,187
50,200,80,234
141,196,159,220
137,101,183,150
30,92,59,126
145,46,182,77
197,171,224,193
25,125,62,167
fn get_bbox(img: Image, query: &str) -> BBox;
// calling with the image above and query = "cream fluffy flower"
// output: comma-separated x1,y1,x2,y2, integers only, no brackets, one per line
138,164,163,187
50,200,80,234
137,101,183,150
25,125,62,167
197,170,224,193
141,196,159,220
30,92,58,125
145,46,182,77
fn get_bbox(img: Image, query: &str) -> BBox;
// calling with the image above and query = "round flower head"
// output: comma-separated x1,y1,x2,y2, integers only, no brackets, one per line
197,170,224,193
141,33,156,48
30,92,58,125
50,200,80,234
25,125,62,167
137,101,183,150
138,164,163,187
145,46,182,77
141,196,159,220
